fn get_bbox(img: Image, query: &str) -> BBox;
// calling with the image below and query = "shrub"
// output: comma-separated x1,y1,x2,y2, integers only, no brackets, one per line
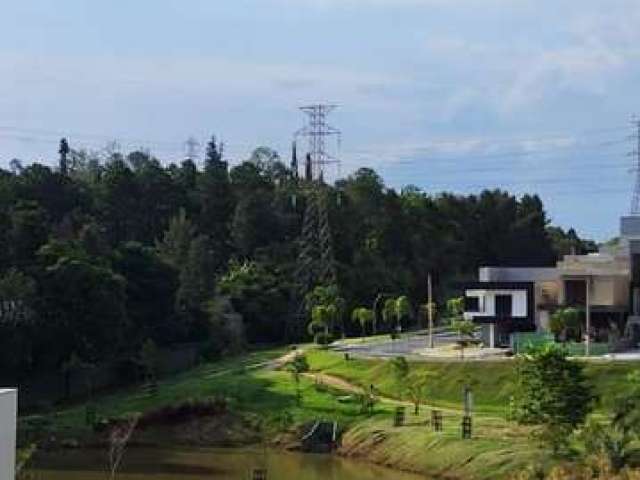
511,344,595,428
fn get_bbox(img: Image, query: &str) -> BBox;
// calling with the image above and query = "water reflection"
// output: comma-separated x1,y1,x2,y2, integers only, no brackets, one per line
32,447,427,480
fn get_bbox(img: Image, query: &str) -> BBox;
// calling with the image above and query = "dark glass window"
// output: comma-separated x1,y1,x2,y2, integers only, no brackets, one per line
565,280,586,306
465,296,480,312
495,295,512,318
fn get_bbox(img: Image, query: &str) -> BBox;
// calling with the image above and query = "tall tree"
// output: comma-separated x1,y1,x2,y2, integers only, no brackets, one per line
113,242,180,346
9,201,49,267
100,159,140,244
38,255,127,365
198,135,234,270
178,235,215,311
156,208,196,268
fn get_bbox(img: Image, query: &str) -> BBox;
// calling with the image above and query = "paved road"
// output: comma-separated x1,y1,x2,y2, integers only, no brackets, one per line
331,331,464,358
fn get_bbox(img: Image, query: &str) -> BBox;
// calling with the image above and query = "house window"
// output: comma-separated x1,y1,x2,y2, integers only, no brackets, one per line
465,296,480,312
495,295,512,318
565,280,586,306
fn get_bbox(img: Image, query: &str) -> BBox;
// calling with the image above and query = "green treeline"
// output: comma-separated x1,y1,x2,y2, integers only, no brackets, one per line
0,137,594,382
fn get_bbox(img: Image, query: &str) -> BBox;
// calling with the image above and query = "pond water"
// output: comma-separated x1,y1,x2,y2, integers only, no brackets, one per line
32,447,428,480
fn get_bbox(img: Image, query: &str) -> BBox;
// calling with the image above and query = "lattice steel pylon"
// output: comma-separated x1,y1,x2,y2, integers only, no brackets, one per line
287,105,341,340
630,116,640,215
296,104,341,180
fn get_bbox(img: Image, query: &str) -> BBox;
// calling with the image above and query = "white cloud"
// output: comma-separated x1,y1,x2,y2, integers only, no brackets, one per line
0,52,404,108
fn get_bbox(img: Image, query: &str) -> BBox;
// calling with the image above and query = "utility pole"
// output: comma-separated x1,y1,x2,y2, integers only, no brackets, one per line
428,273,434,348
291,140,299,180
629,116,640,215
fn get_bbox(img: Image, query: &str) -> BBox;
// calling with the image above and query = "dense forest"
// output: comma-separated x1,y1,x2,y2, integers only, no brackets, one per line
0,136,596,382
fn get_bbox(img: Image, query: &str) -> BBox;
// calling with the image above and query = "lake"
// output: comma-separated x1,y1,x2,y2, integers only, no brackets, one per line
32,446,428,479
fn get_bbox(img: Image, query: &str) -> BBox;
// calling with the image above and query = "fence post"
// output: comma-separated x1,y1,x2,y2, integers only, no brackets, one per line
461,416,472,439
252,468,267,480
394,406,406,427
431,409,442,432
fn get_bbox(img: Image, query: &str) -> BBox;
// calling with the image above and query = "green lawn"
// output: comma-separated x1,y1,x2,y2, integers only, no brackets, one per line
22,347,391,440
306,349,640,414
302,349,640,478
23,346,640,479
340,413,550,480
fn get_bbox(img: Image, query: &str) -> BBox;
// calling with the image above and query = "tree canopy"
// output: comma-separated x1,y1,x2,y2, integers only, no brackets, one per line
0,140,594,383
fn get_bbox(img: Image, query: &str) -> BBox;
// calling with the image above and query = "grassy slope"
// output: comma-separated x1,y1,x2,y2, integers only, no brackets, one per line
306,350,640,414
29,346,640,479
305,350,640,479
30,347,391,440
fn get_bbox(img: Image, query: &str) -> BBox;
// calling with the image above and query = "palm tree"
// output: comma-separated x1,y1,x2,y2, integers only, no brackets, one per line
335,297,347,338
446,297,465,320
305,284,345,338
308,305,331,343
352,307,374,339
395,296,411,333
382,298,396,333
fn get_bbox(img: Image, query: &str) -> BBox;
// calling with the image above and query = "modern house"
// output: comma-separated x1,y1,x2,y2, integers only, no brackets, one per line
463,216,640,349
0,389,17,480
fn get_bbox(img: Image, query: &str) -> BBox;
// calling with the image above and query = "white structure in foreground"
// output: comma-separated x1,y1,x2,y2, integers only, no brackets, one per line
0,389,17,480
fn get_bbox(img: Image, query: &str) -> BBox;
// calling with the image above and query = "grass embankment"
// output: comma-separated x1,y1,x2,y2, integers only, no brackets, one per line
305,350,640,479
26,346,640,479
306,350,640,413
22,347,392,446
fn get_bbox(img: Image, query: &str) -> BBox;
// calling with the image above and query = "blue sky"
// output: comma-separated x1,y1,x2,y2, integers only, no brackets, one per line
2,0,640,240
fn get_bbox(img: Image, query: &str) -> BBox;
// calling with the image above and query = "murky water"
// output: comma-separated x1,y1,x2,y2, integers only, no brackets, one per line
32,447,427,479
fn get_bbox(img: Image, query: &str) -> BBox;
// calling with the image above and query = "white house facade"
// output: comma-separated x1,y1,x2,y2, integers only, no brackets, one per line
462,216,640,349
0,389,16,480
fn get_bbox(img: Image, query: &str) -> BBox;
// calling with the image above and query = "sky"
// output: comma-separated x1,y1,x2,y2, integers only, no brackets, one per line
2,0,640,240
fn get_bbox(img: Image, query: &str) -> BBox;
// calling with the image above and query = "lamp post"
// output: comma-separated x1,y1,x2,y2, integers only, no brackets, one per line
428,273,434,349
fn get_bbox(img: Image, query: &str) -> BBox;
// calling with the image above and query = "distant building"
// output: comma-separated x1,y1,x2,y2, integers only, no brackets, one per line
0,389,17,480
462,216,640,349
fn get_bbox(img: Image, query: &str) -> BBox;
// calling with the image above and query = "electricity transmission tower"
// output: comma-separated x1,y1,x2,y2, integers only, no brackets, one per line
296,104,341,180
288,104,341,339
184,136,200,162
629,117,640,215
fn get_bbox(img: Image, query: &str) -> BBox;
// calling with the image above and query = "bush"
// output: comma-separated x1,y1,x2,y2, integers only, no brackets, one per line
580,419,632,472
511,344,595,429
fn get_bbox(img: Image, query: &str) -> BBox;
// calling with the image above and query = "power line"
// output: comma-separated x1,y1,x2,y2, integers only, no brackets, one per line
342,137,628,169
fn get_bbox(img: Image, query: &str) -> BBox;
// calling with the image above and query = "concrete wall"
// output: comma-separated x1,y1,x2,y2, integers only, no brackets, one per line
590,276,629,306
536,280,561,306
479,267,557,283
591,277,615,306
560,276,630,307
0,389,16,480
621,216,640,238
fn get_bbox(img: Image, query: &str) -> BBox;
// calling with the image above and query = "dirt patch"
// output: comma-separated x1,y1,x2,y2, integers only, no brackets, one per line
132,412,263,447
